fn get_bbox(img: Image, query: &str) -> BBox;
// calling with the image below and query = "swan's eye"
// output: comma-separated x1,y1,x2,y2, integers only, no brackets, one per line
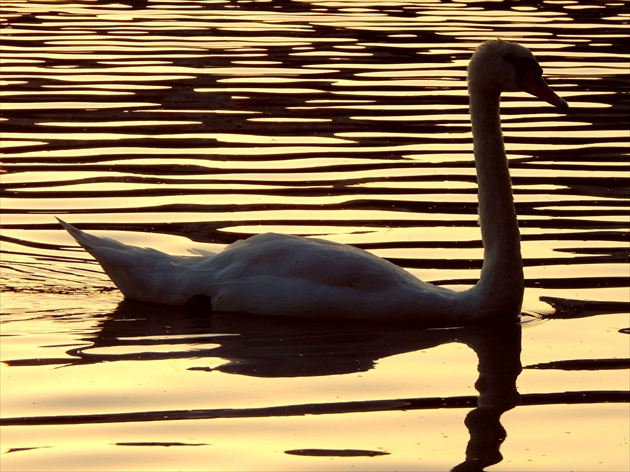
504,53,544,78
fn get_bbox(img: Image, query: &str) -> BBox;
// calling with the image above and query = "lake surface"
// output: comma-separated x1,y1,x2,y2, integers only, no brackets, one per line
1,0,629,470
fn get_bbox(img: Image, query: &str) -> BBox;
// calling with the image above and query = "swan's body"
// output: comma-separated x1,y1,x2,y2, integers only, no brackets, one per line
58,40,567,323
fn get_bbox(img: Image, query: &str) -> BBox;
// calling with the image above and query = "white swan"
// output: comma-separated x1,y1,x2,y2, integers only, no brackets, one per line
58,40,568,323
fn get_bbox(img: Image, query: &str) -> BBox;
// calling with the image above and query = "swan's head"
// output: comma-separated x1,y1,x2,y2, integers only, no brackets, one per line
468,40,568,111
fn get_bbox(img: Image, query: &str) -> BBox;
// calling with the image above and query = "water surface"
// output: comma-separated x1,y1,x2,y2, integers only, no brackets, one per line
1,0,629,470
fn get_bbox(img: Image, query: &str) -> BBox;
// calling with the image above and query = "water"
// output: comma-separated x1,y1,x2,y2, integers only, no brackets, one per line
1,0,629,470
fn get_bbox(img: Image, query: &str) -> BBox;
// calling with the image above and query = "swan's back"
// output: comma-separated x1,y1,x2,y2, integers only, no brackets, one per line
211,233,418,291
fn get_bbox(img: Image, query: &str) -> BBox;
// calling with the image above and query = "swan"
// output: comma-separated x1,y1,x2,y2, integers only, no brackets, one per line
58,40,568,323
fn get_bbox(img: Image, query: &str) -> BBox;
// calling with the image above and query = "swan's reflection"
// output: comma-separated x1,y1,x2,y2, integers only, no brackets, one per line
451,323,521,471
69,301,521,470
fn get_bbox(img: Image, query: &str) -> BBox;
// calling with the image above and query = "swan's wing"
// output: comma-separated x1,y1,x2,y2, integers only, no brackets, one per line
208,233,458,319
210,233,420,291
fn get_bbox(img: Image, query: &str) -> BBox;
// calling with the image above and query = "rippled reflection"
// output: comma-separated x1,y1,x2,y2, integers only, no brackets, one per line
0,301,524,470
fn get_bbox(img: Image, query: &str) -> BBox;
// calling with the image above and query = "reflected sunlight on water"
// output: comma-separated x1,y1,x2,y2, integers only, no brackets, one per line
1,0,629,470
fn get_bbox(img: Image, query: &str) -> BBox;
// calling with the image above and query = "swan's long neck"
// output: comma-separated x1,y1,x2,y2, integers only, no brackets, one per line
468,89,524,317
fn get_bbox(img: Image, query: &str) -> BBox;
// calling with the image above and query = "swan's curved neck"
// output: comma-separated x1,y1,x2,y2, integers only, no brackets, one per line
468,88,524,316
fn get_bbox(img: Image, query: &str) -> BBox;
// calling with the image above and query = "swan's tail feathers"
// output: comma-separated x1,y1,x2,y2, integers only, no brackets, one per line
57,218,182,304
56,217,130,254
57,216,148,275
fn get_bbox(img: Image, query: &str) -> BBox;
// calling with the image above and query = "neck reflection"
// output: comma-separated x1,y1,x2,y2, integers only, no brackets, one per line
452,323,522,471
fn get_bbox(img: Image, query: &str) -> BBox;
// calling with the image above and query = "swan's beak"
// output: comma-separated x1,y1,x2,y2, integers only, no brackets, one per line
519,69,568,112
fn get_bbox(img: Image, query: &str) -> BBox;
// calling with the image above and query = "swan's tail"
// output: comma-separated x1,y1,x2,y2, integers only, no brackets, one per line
57,218,187,304
57,217,131,254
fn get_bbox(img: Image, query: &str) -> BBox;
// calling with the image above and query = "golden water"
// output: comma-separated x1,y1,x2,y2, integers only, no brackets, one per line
1,0,629,470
